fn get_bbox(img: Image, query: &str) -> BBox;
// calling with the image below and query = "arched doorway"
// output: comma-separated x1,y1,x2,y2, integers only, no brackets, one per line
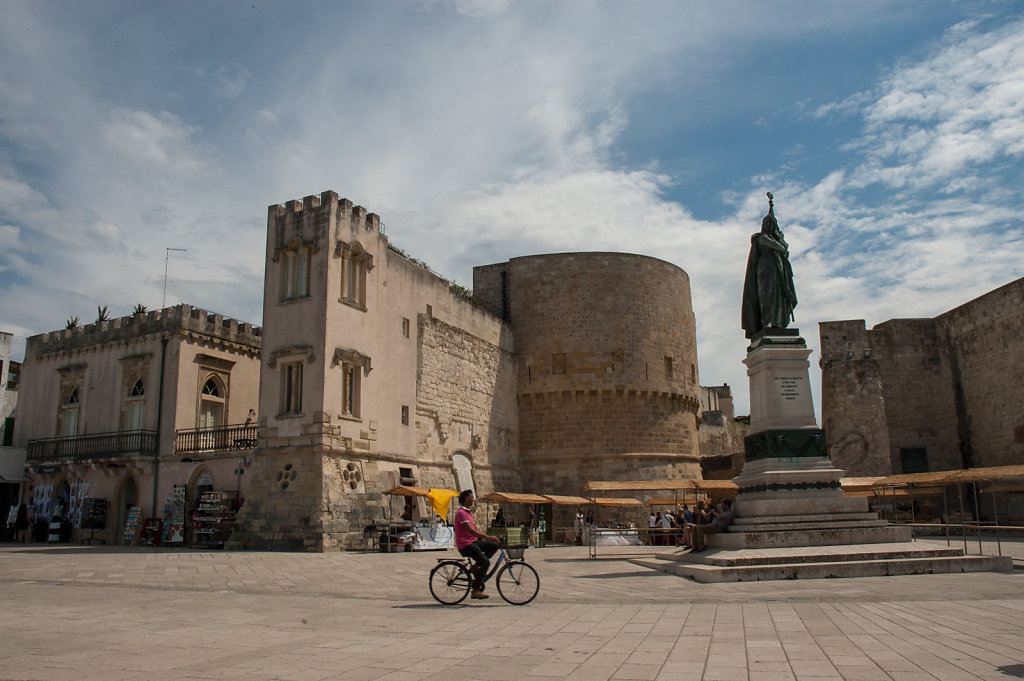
115,477,138,541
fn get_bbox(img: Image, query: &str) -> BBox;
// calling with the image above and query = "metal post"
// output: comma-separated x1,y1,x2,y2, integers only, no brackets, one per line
990,481,1002,556
942,484,950,546
957,483,967,554
972,481,982,556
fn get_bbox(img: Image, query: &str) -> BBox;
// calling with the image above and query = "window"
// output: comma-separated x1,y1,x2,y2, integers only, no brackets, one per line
402,318,410,338
282,362,303,414
199,377,225,429
900,448,928,474
59,387,80,437
281,248,310,301
401,405,409,425
2,417,14,447
340,243,369,308
342,364,360,418
125,378,145,430
664,357,674,379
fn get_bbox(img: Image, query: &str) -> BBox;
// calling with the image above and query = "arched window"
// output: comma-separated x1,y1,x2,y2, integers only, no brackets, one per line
59,387,80,437
125,378,145,430
199,377,225,429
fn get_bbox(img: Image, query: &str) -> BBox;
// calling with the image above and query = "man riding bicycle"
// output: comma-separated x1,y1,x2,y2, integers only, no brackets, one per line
454,489,500,600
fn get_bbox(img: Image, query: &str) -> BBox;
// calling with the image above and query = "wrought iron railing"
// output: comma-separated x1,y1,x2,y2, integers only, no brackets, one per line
174,423,259,455
27,429,158,463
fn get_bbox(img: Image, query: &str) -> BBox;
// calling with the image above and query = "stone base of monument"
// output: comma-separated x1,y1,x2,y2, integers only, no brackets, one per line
636,329,1014,581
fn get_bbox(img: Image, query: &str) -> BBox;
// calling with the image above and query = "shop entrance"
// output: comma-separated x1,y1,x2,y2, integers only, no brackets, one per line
115,477,138,541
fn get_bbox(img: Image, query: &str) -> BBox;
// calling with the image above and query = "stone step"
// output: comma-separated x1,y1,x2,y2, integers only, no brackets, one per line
630,554,1014,583
732,512,880,526
709,525,912,549
652,542,964,566
728,519,888,533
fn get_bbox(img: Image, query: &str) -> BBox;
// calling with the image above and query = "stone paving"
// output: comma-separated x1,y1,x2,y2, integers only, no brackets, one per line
0,539,1022,681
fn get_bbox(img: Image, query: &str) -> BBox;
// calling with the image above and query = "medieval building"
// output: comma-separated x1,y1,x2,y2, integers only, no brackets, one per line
820,276,1024,477
16,190,708,550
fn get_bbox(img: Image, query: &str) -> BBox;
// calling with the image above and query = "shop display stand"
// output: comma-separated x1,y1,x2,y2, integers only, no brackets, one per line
142,518,163,546
80,498,108,545
122,506,141,545
191,491,239,549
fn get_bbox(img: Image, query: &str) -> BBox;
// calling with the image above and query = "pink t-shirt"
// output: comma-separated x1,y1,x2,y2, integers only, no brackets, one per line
454,507,477,550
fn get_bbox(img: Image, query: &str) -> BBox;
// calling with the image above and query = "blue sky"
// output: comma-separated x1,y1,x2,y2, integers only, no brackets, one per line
1,1,1022,418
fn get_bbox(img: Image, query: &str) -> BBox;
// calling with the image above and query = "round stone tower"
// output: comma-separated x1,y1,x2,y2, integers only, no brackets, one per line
475,252,702,495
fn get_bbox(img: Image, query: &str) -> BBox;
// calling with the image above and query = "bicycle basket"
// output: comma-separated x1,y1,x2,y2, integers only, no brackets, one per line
506,545,527,560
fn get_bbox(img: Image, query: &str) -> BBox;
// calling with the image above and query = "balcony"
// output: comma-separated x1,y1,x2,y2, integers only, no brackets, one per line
175,423,259,455
27,429,158,463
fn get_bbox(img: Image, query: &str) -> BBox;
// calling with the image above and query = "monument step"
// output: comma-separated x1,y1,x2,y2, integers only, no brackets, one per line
630,554,1013,583
727,519,887,533
709,525,912,549
651,542,964,566
732,512,880,526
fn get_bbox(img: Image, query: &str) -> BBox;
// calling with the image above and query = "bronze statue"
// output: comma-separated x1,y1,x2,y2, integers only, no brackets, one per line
741,192,797,339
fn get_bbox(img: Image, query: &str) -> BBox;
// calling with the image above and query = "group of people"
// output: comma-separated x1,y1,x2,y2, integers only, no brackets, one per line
647,498,735,551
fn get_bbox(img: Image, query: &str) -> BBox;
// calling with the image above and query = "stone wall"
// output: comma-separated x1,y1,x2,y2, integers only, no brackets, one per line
478,253,702,496
819,277,1024,476
940,278,1024,467
415,315,520,492
819,321,893,476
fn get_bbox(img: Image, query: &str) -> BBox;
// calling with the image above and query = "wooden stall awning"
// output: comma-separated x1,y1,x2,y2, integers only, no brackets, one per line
383,485,431,497
584,480,696,492
590,497,643,507
873,464,1024,487
695,480,738,493
476,491,550,504
542,494,593,506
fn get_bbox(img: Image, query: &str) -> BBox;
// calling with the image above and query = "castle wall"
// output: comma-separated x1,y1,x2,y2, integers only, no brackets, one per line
415,316,519,491
819,321,893,476
479,253,702,494
939,278,1024,468
820,276,1023,477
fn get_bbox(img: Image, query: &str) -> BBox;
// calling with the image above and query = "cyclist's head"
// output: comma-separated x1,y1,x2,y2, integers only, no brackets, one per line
459,489,474,506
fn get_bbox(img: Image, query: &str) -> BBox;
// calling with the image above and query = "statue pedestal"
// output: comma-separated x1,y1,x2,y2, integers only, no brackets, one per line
724,328,892,542
733,330,846,507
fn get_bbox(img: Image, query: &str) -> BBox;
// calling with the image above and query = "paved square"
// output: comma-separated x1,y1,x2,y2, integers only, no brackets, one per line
0,540,1021,681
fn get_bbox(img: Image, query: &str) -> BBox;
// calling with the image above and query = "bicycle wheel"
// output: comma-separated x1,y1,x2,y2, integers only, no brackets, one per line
496,560,539,605
429,561,471,605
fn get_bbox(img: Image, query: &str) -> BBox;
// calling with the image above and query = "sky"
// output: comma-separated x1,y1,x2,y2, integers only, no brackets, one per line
1,0,1022,418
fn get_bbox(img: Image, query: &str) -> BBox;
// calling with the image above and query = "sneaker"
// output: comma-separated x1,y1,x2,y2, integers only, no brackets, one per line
471,589,489,599
528,545,535,549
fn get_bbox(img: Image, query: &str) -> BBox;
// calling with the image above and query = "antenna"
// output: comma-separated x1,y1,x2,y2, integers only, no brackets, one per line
163,247,188,308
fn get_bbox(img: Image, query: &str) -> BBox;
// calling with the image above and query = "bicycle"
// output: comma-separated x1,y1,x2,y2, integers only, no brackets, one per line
429,538,539,605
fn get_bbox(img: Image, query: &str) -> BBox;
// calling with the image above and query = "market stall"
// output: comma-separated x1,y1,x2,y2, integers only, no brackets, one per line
381,485,458,551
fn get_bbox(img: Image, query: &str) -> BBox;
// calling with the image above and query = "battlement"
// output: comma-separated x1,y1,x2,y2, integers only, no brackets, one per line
29,304,262,357
268,190,381,234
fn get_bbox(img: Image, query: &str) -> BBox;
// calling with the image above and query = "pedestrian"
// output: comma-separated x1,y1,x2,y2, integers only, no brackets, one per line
6,503,18,542
526,505,537,548
574,508,585,545
15,502,31,544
